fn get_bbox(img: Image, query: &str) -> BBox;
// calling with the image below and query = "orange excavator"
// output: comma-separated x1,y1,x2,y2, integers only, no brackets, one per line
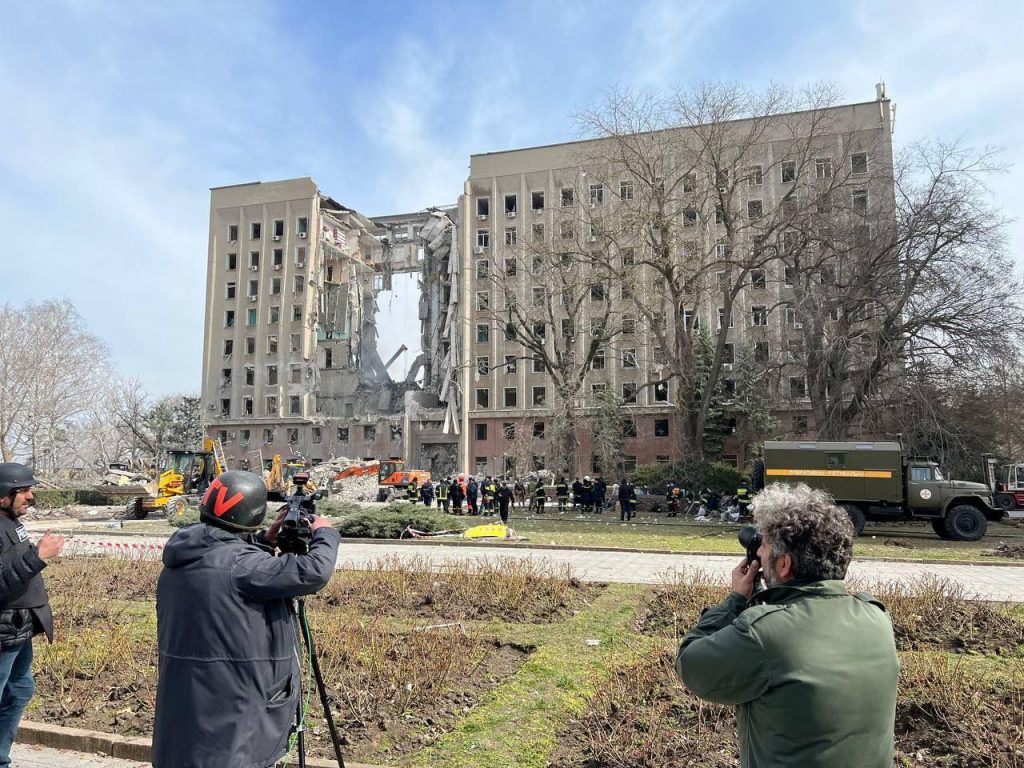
335,458,430,502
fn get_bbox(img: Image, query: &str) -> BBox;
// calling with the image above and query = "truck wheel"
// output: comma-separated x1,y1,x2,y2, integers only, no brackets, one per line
995,494,1015,511
750,460,765,493
943,504,987,542
841,504,866,536
164,497,187,519
931,519,951,539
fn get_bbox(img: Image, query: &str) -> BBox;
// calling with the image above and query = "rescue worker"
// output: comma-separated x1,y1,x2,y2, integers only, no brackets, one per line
437,477,450,513
676,483,898,768
496,482,514,524
467,477,479,516
533,482,546,514
555,477,569,513
618,479,635,521
594,477,607,513
450,477,465,514
406,477,418,504
571,478,583,509
513,480,527,508
736,481,751,517
581,476,595,513
152,470,341,768
0,463,64,766
419,479,434,507
487,477,498,511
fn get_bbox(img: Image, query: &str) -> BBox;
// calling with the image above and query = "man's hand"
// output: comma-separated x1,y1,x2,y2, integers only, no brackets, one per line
36,531,65,560
262,506,290,546
309,514,333,532
731,557,759,600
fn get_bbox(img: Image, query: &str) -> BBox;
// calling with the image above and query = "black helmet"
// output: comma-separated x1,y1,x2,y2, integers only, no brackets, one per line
199,470,267,532
0,463,39,497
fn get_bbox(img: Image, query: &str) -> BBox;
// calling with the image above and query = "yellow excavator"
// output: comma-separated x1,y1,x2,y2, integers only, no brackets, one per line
124,438,225,519
264,454,317,495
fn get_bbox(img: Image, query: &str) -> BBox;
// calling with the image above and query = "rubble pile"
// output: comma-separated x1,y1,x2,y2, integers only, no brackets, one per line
329,474,380,503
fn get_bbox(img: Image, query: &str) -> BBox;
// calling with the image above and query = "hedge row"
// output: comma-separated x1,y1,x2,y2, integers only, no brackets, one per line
33,489,123,509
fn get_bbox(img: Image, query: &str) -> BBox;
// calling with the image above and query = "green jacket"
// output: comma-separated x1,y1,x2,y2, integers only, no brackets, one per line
676,580,899,768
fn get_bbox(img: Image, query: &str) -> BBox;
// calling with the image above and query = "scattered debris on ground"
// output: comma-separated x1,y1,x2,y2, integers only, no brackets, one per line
883,537,914,549
983,543,1024,559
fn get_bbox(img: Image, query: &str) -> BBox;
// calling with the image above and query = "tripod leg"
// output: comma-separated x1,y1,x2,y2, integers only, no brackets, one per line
299,599,346,768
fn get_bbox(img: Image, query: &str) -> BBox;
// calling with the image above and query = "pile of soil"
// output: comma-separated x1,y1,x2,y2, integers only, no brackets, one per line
984,543,1024,559
636,583,730,637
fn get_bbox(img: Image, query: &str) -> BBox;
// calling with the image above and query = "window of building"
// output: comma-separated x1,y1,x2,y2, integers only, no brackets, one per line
219,399,230,417
504,323,517,341
532,355,546,373
324,347,332,369
750,269,767,289
246,279,258,298
312,427,322,444
296,217,308,237
531,223,545,243
293,275,304,294
532,322,546,341
476,229,490,248
267,335,278,353
476,388,489,408
722,342,735,365
227,252,238,270
265,396,277,416
590,184,604,205
590,283,606,302
265,306,278,324
560,220,574,240
751,305,768,326
531,191,544,210
225,310,235,327
240,429,251,446
591,383,607,399
682,172,697,193
682,208,698,227
784,265,796,286
621,315,635,335
267,365,278,385
289,395,301,415
683,309,699,330
591,348,606,370
223,339,234,356
476,356,489,376
789,338,805,361
622,348,638,369
271,248,283,268
714,206,724,225
228,224,238,242
715,169,731,190
504,193,517,216
851,152,869,175
852,189,868,213
364,425,376,441
475,291,489,311
754,341,769,363
501,257,517,276
526,422,542,440
225,282,237,300
532,286,546,306
267,277,279,295
505,227,517,245
654,381,669,402
504,387,518,408
622,382,638,404
295,246,306,266
815,158,832,179
619,180,634,200
560,187,574,206
245,337,255,355
337,427,349,442
718,308,733,329
475,423,487,441
500,355,515,374
746,165,763,186
291,305,302,321
251,222,261,239
790,377,807,399
747,200,763,219
654,419,670,437
722,379,736,396
263,428,275,444
622,419,637,438
781,161,797,183
476,197,490,218
532,386,546,407
250,251,260,269
475,323,490,343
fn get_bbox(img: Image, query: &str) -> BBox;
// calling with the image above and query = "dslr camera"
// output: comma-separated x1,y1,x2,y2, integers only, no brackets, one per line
270,472,328,555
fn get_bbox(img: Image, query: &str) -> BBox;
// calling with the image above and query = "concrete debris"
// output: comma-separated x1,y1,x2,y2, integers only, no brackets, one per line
99,469,152,486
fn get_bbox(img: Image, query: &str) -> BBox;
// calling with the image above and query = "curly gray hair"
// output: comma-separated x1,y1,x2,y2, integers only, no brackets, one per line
752,483,854,581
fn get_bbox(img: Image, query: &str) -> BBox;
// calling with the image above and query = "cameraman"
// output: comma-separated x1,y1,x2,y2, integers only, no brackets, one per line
152,470,341,768
675,483,898,767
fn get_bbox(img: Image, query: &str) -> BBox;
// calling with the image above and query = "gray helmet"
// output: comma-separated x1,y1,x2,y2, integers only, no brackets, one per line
199,470,267,532
0,463,39,497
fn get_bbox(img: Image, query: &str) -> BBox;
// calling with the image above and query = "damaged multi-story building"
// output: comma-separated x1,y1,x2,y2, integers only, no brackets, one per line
202,88,895,477
201,178,461,476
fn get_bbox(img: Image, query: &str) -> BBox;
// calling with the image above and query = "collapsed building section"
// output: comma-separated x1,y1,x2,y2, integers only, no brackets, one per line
201,178,460,477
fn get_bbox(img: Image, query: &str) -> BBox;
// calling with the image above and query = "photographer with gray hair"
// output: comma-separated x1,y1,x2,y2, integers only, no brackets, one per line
675,483,899,768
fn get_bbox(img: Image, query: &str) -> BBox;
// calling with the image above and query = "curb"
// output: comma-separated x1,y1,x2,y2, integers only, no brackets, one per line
17,720,389,768
37,525,1024,569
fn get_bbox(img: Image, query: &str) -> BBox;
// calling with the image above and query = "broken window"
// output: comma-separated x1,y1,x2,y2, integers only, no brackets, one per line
723,379,736,396
245,337,255,355
682,209,698,227
224,339,234,356
293,275,304,293
240,429,250,446
782,230,799,255
324,348,332,369
476,323,490,343
295,246,306,266
623,419,637,437
560,220,574,240
781,161,797,184
654,381,669,402
225,310,235,327
265,396,277,416
312,427,322,444
267,365,278,385
268,306,279,324
476,259,489,279
505,227,517,245
560,187,574,207
532,323,546,341
476,197,490,218
619,180,634,200
715,169,731,190
504,324,517,341
590,184,604,205
504,194,517,216
622,315,635,335
532,287,545,306
751,305,768,326
475,291,489,311
270,277,281,295
791,377,807,399
503,257,517,276
503,423,515,440
852,189,868,213
532,223,544,242
476,388,489,408
622,349,638,369
476,230,490,248
476,356,489,376
622,382,638,404
754,341,769,363
364,425,376,441
655,419,670,437
267,335,278,354
532,422,545,438
475,423,487,441
591,349,605,370
620,283,632,300
746,166,763,186
220,399,230,417
560,319,573,339
296,217,308,237
289,395,301,415
751,269,767,289
504,387,517,408
503,355,517,373
682,172,697,193
337,427,349,442
532,386,546,407
248,279,259,297
815,158,832,179
531,256,543,275
590,283,606,302
227,252,237,270
531,191,544,210
851,152,869,175
747,200,763,219
228,224,238,242
532,355,546,373
286,427,298,444
591,383,607,397
251,222,261,239
290,365,302,384
262,428,275,444
250,251,260,269
226,282,236,299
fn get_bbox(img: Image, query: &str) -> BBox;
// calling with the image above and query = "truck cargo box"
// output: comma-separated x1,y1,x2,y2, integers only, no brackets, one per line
762,441,903,504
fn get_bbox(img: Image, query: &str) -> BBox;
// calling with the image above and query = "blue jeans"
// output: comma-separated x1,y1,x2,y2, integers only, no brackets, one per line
0,641,34,767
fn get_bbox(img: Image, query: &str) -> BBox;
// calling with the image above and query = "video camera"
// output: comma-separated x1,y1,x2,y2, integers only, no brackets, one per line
270,472,328,555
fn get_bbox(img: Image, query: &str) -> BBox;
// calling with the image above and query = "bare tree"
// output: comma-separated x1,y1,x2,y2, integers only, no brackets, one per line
0,300,111,464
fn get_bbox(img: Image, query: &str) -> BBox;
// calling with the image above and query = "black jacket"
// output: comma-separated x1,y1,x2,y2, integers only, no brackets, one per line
0,514,53,649
153,522,341,768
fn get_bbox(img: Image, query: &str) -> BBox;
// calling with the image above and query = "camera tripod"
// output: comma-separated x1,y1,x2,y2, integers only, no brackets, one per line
290,597,345,768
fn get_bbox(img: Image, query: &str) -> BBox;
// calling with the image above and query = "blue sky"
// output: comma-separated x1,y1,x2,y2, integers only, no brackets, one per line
1,0,1022,397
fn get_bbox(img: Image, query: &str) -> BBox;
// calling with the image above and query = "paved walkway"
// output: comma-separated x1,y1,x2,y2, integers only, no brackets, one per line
57,534,1024,601
10,743,147,767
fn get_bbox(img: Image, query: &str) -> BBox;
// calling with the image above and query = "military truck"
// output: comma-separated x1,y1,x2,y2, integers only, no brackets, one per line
751,441,1002,541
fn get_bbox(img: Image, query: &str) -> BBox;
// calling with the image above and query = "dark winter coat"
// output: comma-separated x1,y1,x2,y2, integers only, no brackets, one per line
497,486,514,512
451,482,464,503
0,513,53,650
153,522,341,768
